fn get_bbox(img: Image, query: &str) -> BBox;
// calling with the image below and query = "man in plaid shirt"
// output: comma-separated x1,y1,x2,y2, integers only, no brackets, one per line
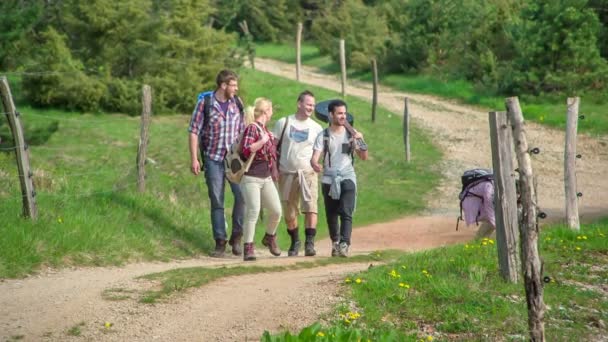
188,70,245,257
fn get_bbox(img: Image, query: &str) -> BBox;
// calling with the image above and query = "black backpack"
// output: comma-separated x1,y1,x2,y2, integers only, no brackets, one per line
456,168,493,230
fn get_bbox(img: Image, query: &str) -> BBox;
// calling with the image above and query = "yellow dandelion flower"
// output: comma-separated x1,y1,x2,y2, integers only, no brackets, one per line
57,217,63,224
582,235,587,240
576,246,581,251
422,270,428,274
427,336,434,341
539,116,545,122
465,244,469,249
482,241,488,246
345,278,352,283
488,239,495,244
355,278,362,284
344,319,351,325
317,331,325,337
577,236,582,240
104,322,112,329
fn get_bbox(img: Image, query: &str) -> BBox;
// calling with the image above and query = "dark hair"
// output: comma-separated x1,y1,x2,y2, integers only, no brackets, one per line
216,69,238,87
328,99,347,113
297,90,315,102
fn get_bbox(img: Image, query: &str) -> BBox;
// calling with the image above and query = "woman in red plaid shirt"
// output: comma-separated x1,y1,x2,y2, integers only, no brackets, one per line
240,98,283,261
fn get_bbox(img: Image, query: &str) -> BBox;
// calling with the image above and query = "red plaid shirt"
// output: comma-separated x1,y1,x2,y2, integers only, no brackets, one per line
241,122,277,168
188,94,244,161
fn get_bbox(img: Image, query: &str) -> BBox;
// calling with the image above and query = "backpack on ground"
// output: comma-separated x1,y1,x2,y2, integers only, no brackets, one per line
456,168,493,230
224,123,261,184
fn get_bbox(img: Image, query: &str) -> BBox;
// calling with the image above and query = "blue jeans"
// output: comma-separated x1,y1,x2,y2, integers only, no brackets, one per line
204,156,244,241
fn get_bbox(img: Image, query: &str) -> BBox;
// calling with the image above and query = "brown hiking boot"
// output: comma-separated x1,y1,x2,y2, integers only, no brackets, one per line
210,239,226,258
229,233,243,256
304,240,316,256
243,242,256,261
262,233,281,256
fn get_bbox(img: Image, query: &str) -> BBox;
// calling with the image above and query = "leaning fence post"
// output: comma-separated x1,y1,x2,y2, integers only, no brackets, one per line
489,111,520,283
506,96,546,342
339,39,346,98
564,97,580,231
137,85,152,193
371,58,378,123
0,76,37,219
403,97,411,162
296,22,302,82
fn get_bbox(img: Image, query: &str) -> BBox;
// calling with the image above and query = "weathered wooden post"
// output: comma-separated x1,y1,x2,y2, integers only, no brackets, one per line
0,76,38,219
296,22,303,82
339,39,346,98
489,111,520,283
403,97,411,162
564,97,580,230
371,58,378,123
239,20,255,70
506,97,545,342
137,85,152,193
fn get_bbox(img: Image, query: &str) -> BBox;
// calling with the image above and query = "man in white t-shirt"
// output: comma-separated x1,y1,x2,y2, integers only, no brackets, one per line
311,99,368,257
273,91,324,256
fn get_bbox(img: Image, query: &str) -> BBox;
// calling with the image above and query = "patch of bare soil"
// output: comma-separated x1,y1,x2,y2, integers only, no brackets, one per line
1,59,607,341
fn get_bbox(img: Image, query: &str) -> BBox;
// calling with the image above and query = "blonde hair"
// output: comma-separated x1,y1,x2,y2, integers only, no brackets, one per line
244,97,272,123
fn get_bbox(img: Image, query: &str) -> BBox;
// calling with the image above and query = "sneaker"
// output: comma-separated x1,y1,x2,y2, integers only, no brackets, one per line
338,242,349,257
304,240,316,256
288,240,301,257
243,242,256,261
210,239,227,258
229,233,243,256
331,241,340,257
261,233,281,256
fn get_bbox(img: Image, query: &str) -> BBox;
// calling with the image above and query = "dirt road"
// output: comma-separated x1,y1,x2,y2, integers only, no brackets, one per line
1,58,606,341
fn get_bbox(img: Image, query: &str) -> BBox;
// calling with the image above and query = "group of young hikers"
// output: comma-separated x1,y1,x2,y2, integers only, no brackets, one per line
188,70,368,261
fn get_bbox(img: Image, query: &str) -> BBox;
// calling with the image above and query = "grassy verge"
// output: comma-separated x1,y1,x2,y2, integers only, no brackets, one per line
138,250,402,304
255,42,608,136
263,219,608,341
0,68,441,278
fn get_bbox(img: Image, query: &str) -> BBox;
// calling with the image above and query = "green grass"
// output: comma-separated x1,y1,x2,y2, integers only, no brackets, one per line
255,42,608,136
265,219,608,341
0,68,441,278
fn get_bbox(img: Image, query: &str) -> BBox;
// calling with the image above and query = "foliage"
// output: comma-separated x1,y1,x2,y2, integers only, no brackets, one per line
311,0,389,69
3,0,239,114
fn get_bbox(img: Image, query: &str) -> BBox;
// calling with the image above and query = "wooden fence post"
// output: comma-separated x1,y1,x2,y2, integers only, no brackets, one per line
489,111,520,283
403,97,411,162
371,58,378,123
339,39,346,98
564,97,580,230
296,22,302,82
239,20,255,70
137,85,152,193
506,97,545,342
0,76,38,219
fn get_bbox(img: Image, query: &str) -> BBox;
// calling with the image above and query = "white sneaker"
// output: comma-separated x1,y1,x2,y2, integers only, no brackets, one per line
338,242,349,257
331,242,340,257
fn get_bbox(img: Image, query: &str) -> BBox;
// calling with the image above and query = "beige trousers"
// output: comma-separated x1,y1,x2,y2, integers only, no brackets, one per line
240,175,282,243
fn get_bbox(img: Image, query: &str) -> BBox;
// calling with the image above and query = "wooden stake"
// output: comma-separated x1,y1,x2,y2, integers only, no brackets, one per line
403,97,410,162
339,39,346,98
506,97,545,342
296,22,302,82
137,85,152,193
0,76,37,219
564,97,580,230
489,111,520,283
371,59,378,123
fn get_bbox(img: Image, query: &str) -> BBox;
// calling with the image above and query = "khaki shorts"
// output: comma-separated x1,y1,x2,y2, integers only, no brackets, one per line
278,171,318,221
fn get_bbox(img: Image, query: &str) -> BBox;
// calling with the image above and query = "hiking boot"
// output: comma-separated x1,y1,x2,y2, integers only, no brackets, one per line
243,242,256,261
288,240,301,257
228,233,243,256
331,241,340,257
210,239,227,258
304,240,316,256
262,233,281,256
338,242,349,257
